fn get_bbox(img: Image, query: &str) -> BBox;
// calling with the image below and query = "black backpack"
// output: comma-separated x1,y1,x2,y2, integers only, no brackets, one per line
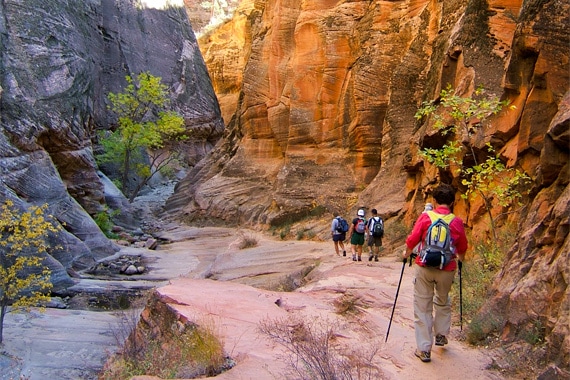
335,217,349,233
370,217,384,237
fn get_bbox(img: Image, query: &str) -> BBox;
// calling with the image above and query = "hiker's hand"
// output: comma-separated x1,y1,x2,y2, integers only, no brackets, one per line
458,260,463,270
402,248,413,259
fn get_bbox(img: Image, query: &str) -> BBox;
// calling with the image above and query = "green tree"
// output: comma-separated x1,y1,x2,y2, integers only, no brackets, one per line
415,85,530,241
97,72,187,202
0,201,59,344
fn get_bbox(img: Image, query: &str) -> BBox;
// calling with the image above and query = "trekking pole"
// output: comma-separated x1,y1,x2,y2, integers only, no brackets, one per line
459,260,463,331
386,254,414,342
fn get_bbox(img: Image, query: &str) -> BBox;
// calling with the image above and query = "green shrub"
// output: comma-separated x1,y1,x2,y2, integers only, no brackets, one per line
94,206,120,239
452,225,516,344
383,219,408,242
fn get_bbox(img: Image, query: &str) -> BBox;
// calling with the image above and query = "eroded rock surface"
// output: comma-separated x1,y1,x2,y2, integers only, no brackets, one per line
0,0,224,288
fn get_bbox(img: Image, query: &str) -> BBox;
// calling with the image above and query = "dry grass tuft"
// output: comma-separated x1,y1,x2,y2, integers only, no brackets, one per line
258,316,381,379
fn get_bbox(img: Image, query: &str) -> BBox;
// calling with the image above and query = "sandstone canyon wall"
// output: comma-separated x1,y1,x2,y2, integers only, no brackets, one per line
0,0,223,289
170,0,569,368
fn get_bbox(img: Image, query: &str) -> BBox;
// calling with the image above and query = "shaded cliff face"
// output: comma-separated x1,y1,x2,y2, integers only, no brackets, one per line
0,0,223,288
170,0,569,369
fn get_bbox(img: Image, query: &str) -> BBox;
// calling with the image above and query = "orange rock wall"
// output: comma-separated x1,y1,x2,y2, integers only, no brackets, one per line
170,0,569,367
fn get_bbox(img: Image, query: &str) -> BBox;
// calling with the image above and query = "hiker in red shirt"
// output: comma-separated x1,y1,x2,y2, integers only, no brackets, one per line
403,183,468,363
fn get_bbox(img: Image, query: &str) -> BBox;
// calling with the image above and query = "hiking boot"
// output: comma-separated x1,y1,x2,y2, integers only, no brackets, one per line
357,257,362,261
352,255,357,261
374,257,379,262
343,250,346,257
415,350,431,363
435,334,448,346
368,255,373,261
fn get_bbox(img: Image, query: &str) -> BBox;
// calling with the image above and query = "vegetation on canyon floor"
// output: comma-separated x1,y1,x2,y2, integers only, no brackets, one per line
96,72,187,202
102,309,229,379
259,316,381,379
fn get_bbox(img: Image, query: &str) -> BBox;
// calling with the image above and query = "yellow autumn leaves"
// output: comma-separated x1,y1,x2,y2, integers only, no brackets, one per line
0,200,61,343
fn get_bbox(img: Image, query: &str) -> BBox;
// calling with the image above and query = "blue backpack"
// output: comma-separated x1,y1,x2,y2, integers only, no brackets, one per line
335,217,349,233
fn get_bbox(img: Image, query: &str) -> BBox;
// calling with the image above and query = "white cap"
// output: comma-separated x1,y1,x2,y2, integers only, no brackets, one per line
357,209,365,217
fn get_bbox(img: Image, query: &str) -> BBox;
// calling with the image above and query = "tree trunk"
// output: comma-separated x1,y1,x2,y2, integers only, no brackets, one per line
122,148,131,196
0,303,6,344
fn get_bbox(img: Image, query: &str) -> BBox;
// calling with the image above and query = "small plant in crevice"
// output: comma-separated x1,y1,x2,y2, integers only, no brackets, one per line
333,293,365,316
102,316,230,379
520,319,546,346
94,206,121,239
465,310,505,345
267,264,317,292
258,316,381,380
278,224,291,240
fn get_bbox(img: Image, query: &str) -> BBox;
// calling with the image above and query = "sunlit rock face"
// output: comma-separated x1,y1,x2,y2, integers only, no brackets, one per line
171,0,569,367
0,0,223,288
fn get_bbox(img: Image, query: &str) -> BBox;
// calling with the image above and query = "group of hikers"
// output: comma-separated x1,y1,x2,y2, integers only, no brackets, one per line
330,183,468,363
330,207,384,262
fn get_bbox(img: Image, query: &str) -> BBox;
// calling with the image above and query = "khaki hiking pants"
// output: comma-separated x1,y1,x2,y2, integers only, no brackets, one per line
413,265,456,352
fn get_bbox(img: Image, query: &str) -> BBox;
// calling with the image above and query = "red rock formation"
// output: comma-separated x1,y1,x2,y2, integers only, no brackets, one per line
170,0,569,369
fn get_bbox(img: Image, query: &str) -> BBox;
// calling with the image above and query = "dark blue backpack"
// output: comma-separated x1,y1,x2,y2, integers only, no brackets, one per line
336,217,349,233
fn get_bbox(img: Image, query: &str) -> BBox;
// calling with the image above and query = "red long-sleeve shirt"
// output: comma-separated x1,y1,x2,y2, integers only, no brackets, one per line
405,206,468,271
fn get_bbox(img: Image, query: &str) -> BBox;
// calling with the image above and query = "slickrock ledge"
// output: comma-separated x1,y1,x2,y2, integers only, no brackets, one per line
129,256,499,380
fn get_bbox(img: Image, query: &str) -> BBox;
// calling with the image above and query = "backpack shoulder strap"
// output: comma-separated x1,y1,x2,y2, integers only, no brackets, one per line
426,211,455,223
423,211,455,251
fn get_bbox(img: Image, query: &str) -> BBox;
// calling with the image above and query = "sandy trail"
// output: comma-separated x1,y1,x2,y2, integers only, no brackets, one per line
138,226,506,380
1,222,506,380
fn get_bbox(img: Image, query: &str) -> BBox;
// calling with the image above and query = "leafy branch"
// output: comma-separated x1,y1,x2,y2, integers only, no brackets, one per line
415,85,530,241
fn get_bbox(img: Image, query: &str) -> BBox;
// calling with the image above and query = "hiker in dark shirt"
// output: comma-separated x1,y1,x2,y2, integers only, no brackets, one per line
366,208,383,261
